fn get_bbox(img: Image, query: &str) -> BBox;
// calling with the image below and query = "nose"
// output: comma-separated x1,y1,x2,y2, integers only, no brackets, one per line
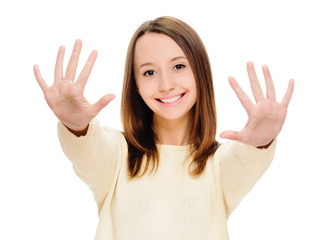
158,71,175,92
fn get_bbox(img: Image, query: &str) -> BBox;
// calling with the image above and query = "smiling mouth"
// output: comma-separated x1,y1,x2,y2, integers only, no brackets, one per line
156,93,186,104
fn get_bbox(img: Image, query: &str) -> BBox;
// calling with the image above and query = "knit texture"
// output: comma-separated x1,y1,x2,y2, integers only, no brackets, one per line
58,119,276,240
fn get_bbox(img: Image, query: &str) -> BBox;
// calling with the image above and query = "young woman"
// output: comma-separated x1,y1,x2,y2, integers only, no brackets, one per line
34,16,294,240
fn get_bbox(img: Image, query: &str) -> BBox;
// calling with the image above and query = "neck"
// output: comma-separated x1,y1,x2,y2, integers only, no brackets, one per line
153,114,192,146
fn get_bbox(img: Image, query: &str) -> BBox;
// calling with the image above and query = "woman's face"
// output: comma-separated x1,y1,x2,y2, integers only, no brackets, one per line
134,33,197,124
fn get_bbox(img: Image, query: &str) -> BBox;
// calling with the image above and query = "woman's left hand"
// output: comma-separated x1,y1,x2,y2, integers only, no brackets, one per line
220,61,294,148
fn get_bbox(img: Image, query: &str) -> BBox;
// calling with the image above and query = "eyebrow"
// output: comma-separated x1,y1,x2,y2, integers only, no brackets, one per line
138,56,187,69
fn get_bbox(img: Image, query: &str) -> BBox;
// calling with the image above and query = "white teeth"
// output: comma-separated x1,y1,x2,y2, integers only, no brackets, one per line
159,94,183,104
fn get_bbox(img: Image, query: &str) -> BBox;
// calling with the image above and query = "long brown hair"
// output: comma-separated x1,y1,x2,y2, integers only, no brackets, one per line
121,16,219,178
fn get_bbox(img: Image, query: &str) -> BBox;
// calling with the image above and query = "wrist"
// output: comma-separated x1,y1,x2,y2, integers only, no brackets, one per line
62,122,89,137
256,139,274,149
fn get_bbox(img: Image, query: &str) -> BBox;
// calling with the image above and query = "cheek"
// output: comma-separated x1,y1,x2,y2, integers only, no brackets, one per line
137,81,154,99
189,77,197,95
190,82,198,103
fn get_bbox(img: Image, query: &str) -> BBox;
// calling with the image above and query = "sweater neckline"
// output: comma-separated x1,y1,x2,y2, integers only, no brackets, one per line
156,144,191,152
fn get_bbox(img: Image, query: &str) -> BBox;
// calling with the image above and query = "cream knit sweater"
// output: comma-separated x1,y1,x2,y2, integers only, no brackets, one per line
58,119,276,240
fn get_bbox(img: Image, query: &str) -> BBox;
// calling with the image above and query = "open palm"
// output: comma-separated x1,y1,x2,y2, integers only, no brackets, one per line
220,62,294,147
34,40,115,131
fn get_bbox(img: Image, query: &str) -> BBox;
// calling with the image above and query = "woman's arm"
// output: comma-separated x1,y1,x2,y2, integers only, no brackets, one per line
218,140,276,216
218,62,294,215
34,39,121,212
58,118,126,213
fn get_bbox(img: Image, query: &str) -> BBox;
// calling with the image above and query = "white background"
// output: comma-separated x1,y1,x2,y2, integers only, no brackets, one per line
1,0,332,239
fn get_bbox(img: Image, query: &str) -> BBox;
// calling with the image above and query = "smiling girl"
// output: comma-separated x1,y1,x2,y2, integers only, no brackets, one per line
34,16,294,240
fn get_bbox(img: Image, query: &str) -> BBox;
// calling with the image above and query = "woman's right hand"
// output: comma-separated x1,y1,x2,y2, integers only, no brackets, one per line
34,39,115,132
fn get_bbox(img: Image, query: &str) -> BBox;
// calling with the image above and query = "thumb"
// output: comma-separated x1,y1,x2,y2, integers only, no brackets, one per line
90,93,116,115
219,130,241,141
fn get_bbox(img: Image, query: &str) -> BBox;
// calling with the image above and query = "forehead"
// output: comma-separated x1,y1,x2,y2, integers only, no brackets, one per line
134,33,186,65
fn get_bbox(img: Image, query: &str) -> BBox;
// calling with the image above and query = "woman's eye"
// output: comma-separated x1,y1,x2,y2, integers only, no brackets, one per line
144,70,155,76
174,64,185,70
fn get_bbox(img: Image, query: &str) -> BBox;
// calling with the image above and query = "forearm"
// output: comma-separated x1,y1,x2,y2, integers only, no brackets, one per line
219,139,277,214
58,118,126,211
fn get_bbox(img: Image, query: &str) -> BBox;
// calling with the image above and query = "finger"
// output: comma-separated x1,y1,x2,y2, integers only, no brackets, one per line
247,61,265,102
76,50,98,90
219,130,243,142
34,65,49,93
281,79,294,107
65,39,82,81
54,46,65,81
228,76,254,115
262,64,276,101
89,93,116,116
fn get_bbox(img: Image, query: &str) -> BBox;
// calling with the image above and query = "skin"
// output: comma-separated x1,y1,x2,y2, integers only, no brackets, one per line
220,62,294,147
34,38,294,147
134,33,197,145
34,39,115,134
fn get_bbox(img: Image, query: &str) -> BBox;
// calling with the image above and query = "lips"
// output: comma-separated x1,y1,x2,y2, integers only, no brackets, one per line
155,92,186,104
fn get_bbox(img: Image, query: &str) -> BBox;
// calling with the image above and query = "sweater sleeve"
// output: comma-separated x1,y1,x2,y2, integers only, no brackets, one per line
217,139,276,216
57,119,127,213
